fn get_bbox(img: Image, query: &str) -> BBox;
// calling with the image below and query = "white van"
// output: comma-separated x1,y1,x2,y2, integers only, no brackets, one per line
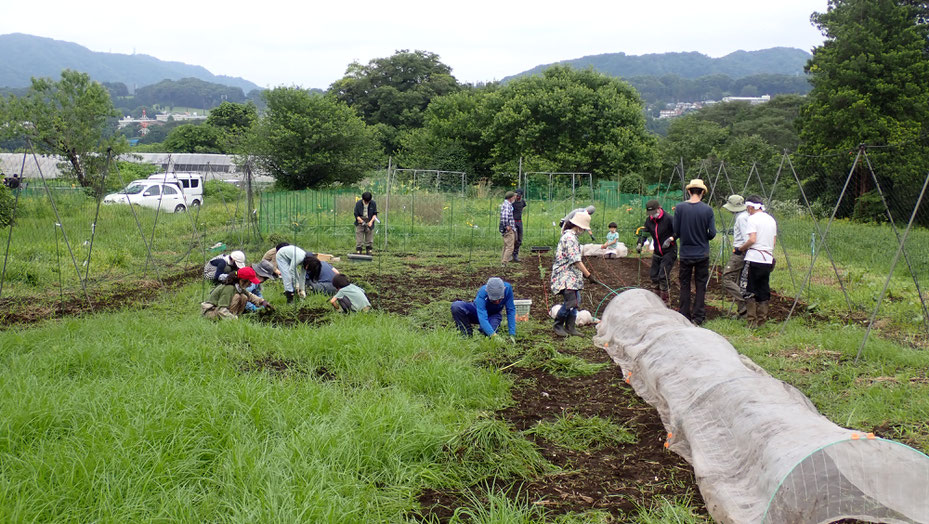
147,172,204,207
103,180,190,213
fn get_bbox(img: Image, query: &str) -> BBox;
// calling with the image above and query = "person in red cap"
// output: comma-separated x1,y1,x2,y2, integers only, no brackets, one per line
201,267,272,319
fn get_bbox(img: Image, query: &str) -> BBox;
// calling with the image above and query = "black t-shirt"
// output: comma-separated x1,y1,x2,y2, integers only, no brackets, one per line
512,199,527,220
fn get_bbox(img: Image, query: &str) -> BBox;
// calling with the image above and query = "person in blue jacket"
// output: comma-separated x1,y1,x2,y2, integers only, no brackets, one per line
450,277,517,340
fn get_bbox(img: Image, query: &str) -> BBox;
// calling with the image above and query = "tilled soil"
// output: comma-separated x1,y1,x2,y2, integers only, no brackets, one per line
0,265,202,328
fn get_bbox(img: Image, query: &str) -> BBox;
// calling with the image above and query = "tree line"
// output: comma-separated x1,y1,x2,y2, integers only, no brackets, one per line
1,0,927,223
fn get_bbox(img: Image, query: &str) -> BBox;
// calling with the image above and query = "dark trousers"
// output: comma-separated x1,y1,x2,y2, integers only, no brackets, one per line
650,248,677,292
514,220,523,256
451,300,501,336
679,257,709,324
555,289,580,321
740,261,774,302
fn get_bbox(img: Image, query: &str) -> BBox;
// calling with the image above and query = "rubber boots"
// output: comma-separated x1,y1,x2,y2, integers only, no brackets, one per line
553,318,569,337
757,301,769,326
366,246,372,256
512,254,520,262
565,313,581,336
356,247,363,255
285,291,295,304
745,299,757,327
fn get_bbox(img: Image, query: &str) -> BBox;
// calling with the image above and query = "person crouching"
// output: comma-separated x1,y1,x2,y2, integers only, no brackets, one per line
201,267,272,319
451,277,517,339
329,274,371,313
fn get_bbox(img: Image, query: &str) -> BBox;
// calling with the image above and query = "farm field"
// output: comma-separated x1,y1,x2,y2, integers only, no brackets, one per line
2,243,928,522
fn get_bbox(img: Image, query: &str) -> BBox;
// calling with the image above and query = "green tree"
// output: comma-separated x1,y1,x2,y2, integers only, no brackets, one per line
662,117,729,169
796,0,929,219
163,123,222,153
329,50,461,152
253,87,381,189
0,70,125,189
484,66,658,182
206,101,257,152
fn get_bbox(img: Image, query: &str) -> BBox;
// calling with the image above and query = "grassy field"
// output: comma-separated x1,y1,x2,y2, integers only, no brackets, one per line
1,188,928,521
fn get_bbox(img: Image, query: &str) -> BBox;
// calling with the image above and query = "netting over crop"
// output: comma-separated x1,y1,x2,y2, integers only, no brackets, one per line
593,289,929,524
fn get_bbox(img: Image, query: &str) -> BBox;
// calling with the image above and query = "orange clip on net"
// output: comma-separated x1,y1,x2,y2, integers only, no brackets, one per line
851,433,860,440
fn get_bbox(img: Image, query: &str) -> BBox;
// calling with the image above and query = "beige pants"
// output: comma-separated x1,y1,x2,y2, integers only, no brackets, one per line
722,251,746,316
501,229,516,263
355,223,373,249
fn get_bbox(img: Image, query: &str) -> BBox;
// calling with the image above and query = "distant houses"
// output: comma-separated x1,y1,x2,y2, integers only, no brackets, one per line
657,95,771,119
117,112,207,129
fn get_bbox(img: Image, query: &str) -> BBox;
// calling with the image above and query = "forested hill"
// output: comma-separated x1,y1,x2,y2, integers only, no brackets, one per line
0,33,259,93
508,47,812,80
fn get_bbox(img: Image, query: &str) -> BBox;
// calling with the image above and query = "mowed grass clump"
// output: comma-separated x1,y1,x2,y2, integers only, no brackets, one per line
526,412,637,452
0,285,510,522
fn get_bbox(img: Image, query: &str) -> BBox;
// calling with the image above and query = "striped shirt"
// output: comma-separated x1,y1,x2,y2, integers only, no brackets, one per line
499,199,515,233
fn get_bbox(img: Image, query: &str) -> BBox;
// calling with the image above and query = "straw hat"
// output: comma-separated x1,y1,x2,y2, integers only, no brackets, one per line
569,211,592,231
723,194,746,212
685,179,708,192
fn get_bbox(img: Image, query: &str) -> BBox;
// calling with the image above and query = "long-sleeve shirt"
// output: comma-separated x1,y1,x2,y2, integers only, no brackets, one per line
202,283,263,319
643,209,676,256
672,201,716,259
499,199,515,233
275,245,307,293
512,199,527,220
474,282,517,336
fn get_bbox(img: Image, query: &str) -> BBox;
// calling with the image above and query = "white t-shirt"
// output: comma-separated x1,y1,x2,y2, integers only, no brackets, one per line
744,211,777,264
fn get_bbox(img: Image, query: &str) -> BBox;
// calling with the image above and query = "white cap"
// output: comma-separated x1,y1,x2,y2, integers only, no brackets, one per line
229,250,246,267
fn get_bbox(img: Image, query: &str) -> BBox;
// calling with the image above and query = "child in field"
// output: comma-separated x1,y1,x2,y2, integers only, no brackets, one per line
329,274,371,313
601,222,620,258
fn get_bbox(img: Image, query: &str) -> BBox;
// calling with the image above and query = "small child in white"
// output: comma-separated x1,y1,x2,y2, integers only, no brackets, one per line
601,222,620,258
330,274,371,313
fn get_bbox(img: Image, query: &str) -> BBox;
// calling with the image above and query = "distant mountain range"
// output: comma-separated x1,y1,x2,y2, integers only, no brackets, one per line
507,47,812,81
0,33,260,93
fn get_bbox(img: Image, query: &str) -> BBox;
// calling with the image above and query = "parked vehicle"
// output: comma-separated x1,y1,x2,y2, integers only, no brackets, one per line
103,180,189,213
147,172,203,207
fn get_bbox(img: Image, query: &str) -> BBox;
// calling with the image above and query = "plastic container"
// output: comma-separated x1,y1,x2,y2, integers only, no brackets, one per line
514,299,532,321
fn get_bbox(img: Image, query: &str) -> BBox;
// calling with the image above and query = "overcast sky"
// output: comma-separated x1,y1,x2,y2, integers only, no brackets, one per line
1,0,829,90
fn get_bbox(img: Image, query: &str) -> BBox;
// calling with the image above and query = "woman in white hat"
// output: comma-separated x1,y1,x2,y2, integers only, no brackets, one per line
550,211,600,337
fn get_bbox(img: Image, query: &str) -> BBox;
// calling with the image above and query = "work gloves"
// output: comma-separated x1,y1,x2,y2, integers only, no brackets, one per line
260,300,273,310
635,242,643,253
662,237,673,249
587,274,601,286
217,273,229,283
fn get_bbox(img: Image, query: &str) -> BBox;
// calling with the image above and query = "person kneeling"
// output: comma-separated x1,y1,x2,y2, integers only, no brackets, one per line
329,274,371,313
201,267,272,319
450,277,516,340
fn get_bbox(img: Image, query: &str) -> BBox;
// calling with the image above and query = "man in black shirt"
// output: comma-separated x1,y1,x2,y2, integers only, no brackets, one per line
672,179,716,325
512,189,527,262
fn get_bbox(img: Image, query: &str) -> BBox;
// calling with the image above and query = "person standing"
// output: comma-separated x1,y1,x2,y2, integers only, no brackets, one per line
721,195,750,318
512,189,527,262
637,199,676,304
354,191,378,255
450,277,517,339
551,211,599,337
672,179,716,325
737,195,777,327
500,191,517,266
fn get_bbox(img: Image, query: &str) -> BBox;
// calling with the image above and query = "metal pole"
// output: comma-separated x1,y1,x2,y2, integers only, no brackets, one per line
856,170,929,362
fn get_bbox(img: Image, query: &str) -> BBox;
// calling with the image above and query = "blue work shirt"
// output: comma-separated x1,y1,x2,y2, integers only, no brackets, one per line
475,282,517,336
